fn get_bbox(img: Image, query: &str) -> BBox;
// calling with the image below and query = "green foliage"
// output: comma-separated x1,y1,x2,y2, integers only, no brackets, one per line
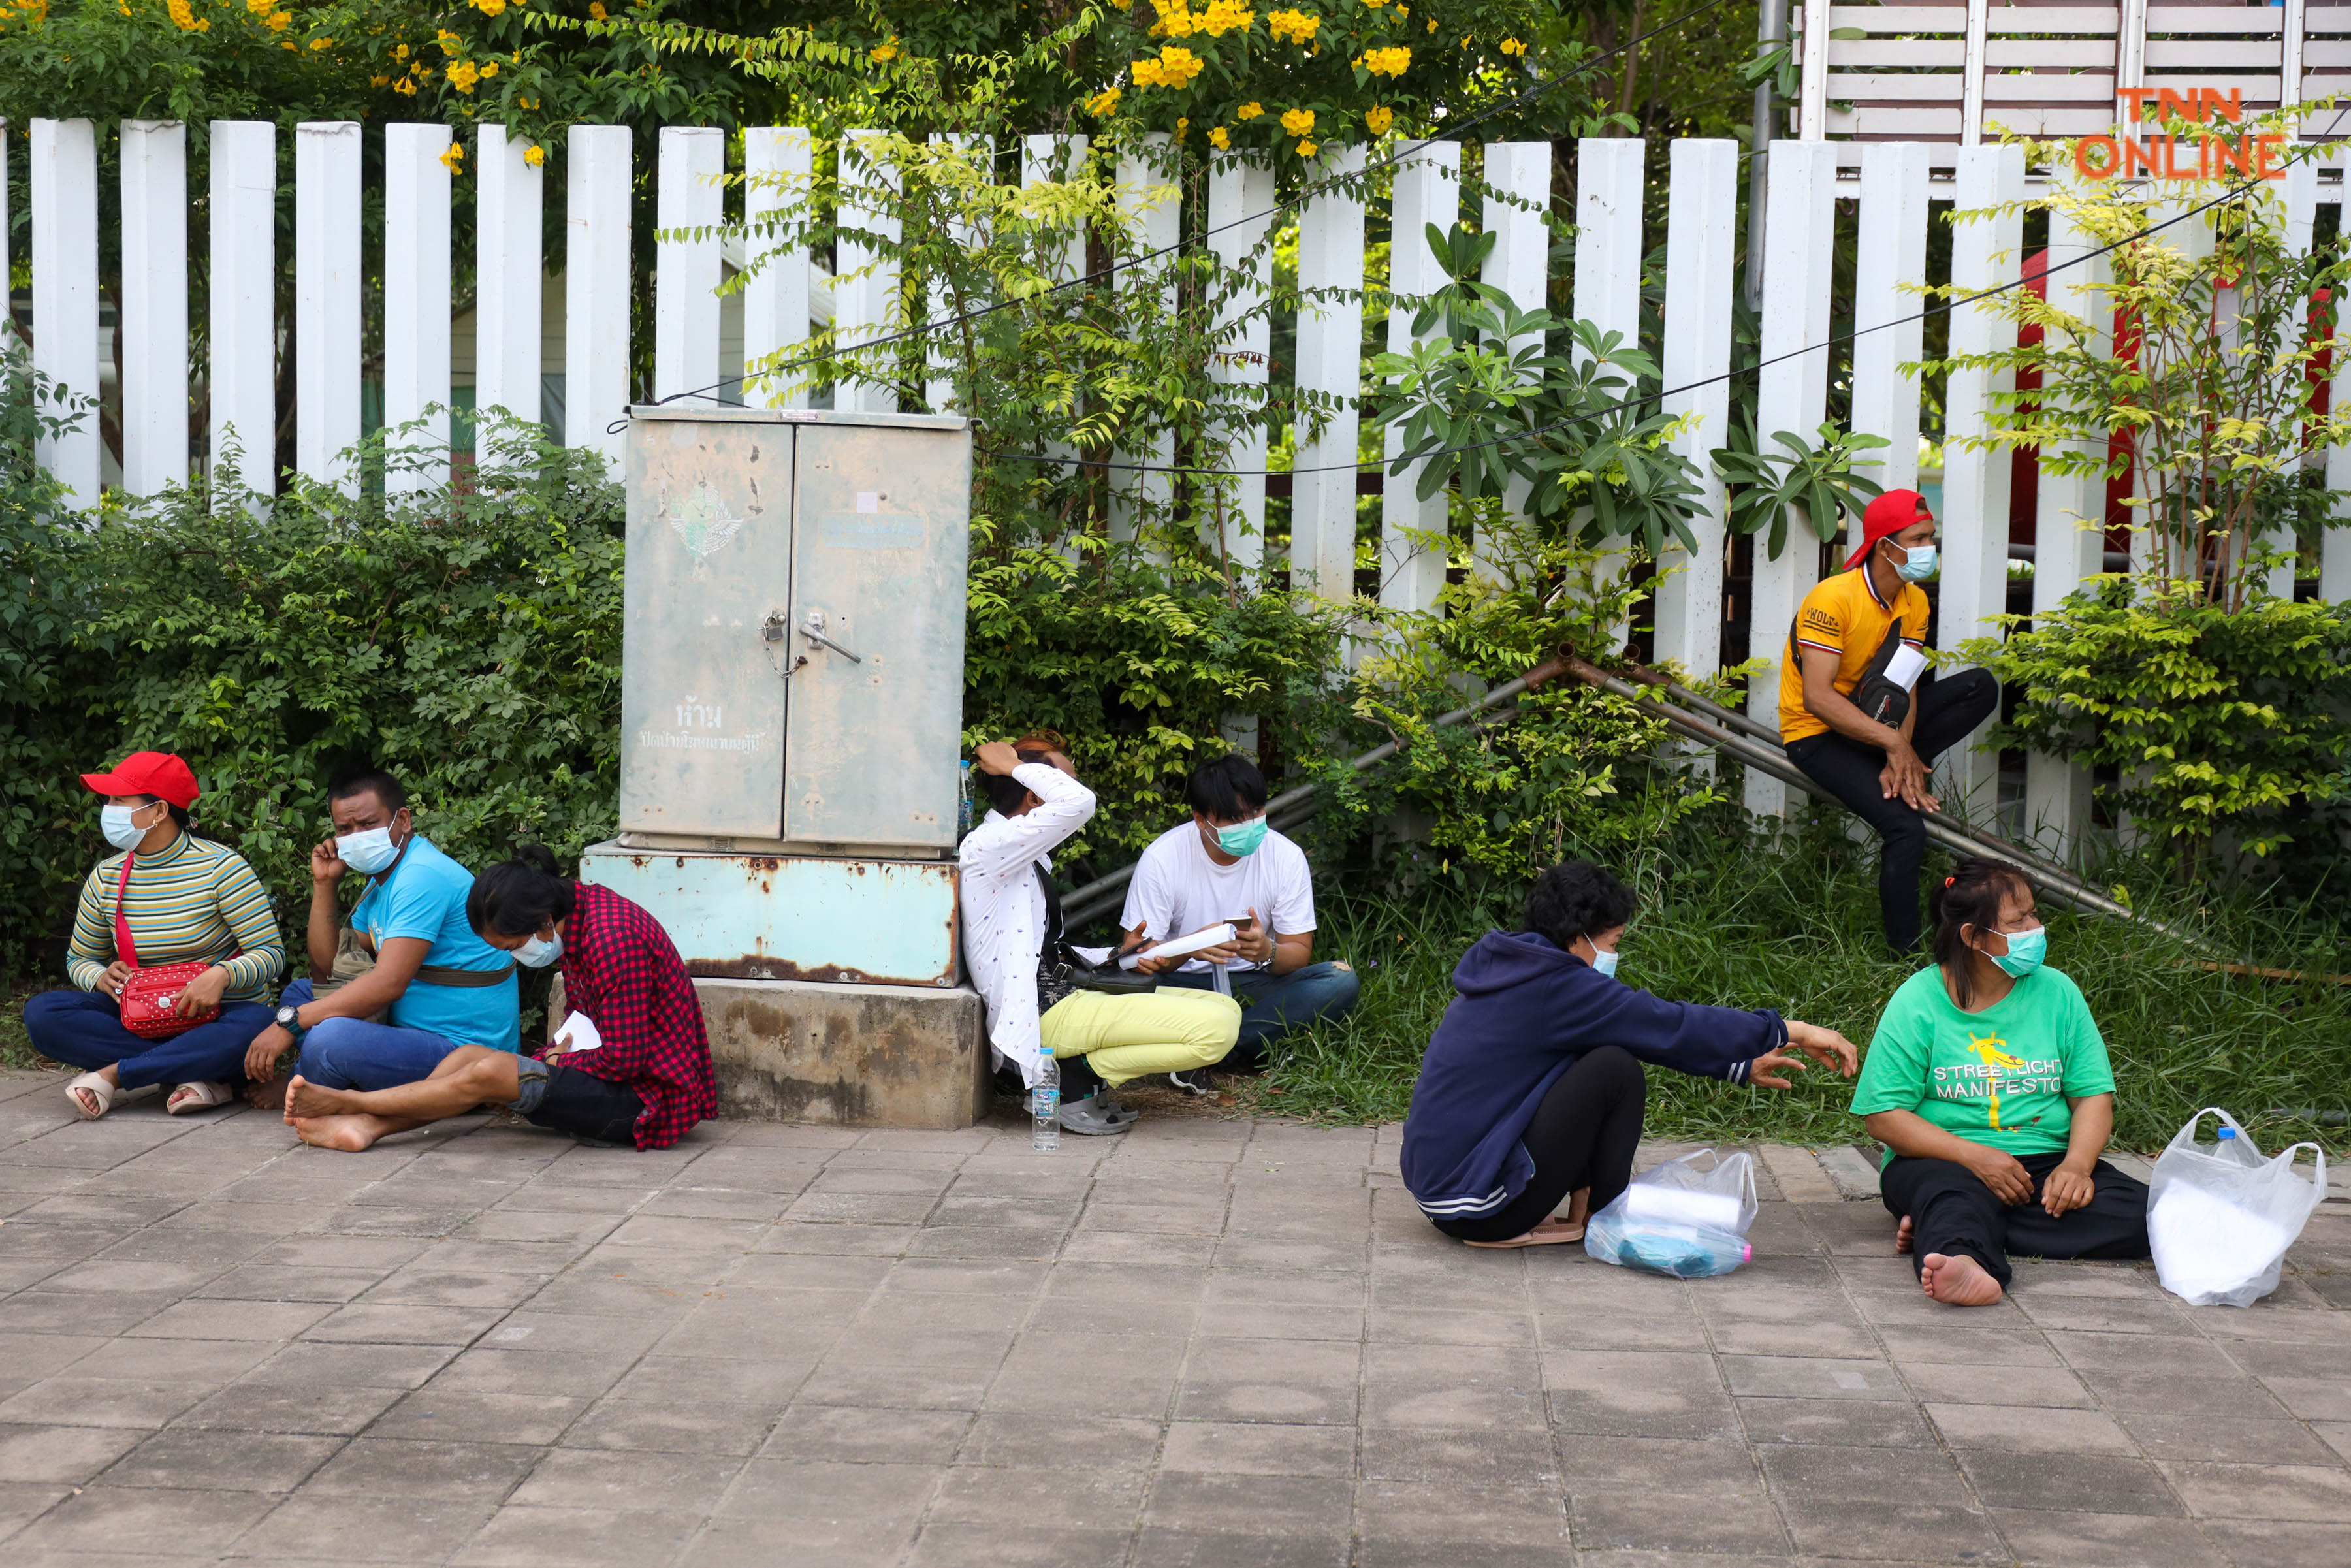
1964,576,2351,869
0,417,625,980
1710,419,1887,561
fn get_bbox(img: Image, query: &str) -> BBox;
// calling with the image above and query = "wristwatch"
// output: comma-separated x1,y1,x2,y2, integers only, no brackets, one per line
274,1003,308,1042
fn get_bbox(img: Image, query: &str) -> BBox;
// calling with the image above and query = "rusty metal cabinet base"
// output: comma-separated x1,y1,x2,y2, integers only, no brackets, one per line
696,976,988,1130
579,840,959,989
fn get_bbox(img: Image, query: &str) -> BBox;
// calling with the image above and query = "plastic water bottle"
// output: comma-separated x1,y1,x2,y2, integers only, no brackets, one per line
2214,1125,2262,1166
1031,1055,1060,1151
958,760,975,837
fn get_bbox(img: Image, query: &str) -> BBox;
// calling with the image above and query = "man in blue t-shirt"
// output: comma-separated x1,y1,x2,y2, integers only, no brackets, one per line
242,767,520,1100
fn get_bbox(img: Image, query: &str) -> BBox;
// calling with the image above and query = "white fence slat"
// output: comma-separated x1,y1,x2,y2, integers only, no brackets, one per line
1111,135,1179,547
476,125,543,432
119,120,187,500
1574,138,1646,637
2275,157,2320,599
2024,193,2109,852
655,126,724,406
1655,139,1739,677
837,129,902,416
209,121,276,496
1938,144,2026,819
31,119,101,511
1293,145,1366,601
1381,141,1458,616
1852,142,1930,497
384,123,453,492
1480,141,1550,572
566,124,632,466
1209,153,1276,578
1745,141,1837,817
925,134,989,415
295,121,362,490
743,127,811,413
1023,135,1088,504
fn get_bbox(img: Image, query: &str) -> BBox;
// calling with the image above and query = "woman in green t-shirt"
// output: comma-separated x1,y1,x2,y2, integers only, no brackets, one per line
1849,857,2149,1306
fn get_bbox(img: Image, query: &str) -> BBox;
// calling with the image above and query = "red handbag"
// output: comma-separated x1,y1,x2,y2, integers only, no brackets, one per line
112,853,227,1042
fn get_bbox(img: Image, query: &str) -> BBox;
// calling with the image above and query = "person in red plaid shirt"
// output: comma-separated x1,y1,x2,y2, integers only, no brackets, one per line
281,847,715,1151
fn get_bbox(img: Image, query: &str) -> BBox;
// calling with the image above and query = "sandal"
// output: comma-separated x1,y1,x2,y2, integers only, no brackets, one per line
167,1080,234,1116
1464,1217,1587,1249
66,1071,116,1121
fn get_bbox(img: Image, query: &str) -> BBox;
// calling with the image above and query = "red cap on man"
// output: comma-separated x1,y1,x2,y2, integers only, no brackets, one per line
1844,488,1934,570
80,752,202,808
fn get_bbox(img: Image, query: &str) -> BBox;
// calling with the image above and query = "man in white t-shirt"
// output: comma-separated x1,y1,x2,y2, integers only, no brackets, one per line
1121,753,1360,1080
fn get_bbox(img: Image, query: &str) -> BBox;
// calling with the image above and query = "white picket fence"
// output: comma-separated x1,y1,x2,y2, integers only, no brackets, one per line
7,118,2351,851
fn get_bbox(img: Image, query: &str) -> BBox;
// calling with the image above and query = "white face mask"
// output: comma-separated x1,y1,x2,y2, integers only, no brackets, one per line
101,803,153,851
515,932,563,969
1590,947,1621,980
337,825,401,876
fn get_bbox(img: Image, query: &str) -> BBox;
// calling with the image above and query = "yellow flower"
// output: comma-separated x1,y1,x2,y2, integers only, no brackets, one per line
370,73,389,86
1498,36,1526,56
588,1,605,15
1426,16,1436,30
1176,117,1189,133
393,42,408,58
1198,0,1253,35
1150,0,1196,38
436,27,460,50
281,39,296,48
1208,125,1230,150
439,143,464,174
245,0,267,14
1266,8,1317,45
447,58,480,93
1155,44,1203,87
870,40,899,61
1279,106,1313,135
1363,44,1409,76
118,3,130,16
1131,57,1164,88
523,143,545,167
1392,3,1407,17
519,95,539,108
394,74,419,95
1295,139,1317,157
1236,100,1262,120
310,35,332,49
1085,86,1123,116
165,0,202,30
265,9,289,29
1364,105,1393,135
471,0,506,13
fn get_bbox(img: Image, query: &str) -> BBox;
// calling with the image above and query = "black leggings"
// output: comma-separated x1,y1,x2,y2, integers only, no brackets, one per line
1879,1151,2149,1287
1783,667,2001,953
1432,1047,1647,1243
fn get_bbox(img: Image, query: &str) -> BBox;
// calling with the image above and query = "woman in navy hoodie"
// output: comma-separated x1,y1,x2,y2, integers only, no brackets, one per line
1403,861,1858,1248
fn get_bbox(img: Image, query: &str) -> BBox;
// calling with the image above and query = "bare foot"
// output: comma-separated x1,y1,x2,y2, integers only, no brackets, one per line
1919,1251,2003,1307
289,1113,392,1152
281,1075,360,1122
246,1078,288,1112
1895,1215,1914,1255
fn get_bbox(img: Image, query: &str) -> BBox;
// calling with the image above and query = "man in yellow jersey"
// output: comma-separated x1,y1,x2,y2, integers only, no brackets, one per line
1778,490,1998,953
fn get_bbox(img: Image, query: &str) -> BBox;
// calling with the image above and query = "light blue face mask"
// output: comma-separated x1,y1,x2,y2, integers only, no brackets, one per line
100,803,151,851
1989,924,2047,978
1894,542,1939,583
516,932,563,969
336,825,401,876
1589,946,1620,980
1214,816,1268,857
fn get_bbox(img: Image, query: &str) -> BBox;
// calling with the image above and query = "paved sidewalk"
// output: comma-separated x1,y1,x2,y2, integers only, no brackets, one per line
0,1070,2346,1567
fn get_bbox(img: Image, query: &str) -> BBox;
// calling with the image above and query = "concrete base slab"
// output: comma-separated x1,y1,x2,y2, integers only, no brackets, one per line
695,976,988,1130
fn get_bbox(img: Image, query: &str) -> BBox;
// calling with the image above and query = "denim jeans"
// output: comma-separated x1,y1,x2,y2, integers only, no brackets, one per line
1158,960,1360,1072
281,978,466,1091
22,989,274,1090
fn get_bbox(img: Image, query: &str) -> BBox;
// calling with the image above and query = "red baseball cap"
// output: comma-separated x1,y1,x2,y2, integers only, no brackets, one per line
1844,488,1936,569
81,752,201,808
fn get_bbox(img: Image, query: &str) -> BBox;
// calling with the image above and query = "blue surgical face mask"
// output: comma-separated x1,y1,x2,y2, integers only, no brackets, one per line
101,803,150,851
515,932,563,969
1895,542,1938,583
1214,816,1268,857
1989,923,2047,978
337,825,400,876
1589,946,1620,980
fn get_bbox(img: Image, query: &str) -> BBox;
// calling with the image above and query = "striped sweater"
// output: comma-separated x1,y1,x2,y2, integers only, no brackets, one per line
67,833,286,1002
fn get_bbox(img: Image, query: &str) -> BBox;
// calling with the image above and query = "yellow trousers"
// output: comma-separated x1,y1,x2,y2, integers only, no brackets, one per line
1039,986,1243,1087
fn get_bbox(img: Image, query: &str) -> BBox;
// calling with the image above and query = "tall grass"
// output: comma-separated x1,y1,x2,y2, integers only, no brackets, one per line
1253,806,2351,1154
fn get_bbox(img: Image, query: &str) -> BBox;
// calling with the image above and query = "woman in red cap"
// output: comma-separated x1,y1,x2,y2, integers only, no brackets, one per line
22,752,286,1118
1777,490,2000,953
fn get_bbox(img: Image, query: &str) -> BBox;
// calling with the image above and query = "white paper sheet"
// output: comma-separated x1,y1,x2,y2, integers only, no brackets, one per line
1118,923,1238,970
551,1012,603,1055
1885,643,1928,692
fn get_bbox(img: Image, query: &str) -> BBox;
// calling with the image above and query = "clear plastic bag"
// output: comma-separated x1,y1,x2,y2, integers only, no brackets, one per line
2147,1108,2326,1309
1584,1148,1759,1279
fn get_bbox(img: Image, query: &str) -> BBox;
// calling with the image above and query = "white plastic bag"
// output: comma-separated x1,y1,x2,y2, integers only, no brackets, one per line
1584,1149,1759,1279
2147,1108,2326,1309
